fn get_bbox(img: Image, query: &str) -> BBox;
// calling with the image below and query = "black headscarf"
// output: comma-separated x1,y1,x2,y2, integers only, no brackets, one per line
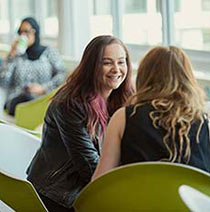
19,17,46,60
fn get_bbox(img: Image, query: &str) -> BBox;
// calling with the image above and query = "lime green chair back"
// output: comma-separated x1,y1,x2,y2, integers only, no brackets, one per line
73,162,210,212
14,89,57,130
0,169,48,212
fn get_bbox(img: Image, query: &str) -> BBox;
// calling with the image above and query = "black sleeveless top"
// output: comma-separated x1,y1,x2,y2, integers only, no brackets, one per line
121,105,210,172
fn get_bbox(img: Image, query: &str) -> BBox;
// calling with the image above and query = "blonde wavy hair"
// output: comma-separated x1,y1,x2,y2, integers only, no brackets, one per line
129,46,206,163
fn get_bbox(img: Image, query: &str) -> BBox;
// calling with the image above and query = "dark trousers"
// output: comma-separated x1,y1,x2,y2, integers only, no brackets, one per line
4,93,35,116
38,192,75,212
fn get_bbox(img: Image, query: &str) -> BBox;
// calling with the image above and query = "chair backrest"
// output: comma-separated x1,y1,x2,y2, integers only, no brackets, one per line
73,162,210,212
14,89,56,130
0,118,7,124
0,118,41,138
179,185,210,212
0,123,41,179
0,169,48,212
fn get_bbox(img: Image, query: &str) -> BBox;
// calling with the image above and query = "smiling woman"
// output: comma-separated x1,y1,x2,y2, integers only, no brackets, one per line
26,35,135,211
101,43,128,99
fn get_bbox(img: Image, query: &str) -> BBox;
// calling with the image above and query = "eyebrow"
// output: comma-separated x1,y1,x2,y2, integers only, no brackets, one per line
102,57,126,60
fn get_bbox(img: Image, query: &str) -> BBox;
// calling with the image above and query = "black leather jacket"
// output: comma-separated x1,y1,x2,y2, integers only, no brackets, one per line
27,99,100,208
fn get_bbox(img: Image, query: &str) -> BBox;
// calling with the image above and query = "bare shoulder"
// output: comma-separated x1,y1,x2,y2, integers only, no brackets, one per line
111,107,125,120
108,107,126,139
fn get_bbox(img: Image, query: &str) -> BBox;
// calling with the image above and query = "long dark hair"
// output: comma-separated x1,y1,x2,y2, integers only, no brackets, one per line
53,35,134,137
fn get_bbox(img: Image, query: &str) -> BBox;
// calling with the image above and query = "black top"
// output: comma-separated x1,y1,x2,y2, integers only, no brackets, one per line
27,99,100,208
121,105,210,172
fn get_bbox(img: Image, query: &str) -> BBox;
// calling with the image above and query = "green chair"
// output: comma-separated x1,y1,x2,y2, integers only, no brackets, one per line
0,169,48,212
73,162,210,212
14,89,57,130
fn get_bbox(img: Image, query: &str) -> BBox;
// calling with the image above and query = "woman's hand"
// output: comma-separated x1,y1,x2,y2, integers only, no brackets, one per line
26,83,46,95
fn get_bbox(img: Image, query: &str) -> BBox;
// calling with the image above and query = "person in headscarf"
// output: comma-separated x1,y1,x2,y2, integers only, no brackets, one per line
0,17,66,116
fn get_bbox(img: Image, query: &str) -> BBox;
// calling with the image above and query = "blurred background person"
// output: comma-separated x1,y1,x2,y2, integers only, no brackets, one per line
0,17,66,116
92,46,210,180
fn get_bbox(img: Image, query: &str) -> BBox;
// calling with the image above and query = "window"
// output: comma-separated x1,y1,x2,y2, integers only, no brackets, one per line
44,0,58,37
174,0,210,51
13,0,35,30
202,28,210,50
89,0,112,38
156,0,181,13
123,0,162,45
1,0,210,69
0,0,35,44
92,0,111,15
202,0,210,11
174,0,181,12
125,0,147,14
0,0,9,35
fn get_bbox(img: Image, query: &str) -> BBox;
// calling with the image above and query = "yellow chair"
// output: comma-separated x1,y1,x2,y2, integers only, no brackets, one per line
73,162,210,212
0,169,48,212
14,89,57,130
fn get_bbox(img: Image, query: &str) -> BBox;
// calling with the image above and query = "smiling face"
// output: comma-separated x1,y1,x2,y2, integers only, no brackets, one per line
100,43,128,99
18,21,35,47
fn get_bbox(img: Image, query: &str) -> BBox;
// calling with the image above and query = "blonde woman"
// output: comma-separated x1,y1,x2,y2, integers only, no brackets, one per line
92,46,210,180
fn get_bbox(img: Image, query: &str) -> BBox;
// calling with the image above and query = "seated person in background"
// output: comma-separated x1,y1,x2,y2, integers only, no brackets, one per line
0,17,66,116
92,46,210,181
26,35,134,211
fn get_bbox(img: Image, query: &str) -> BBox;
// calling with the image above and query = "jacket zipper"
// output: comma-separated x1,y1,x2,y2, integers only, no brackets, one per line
49,165,65,180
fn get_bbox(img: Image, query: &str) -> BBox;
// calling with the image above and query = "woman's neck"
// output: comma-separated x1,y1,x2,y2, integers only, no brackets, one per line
101,89,112,102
